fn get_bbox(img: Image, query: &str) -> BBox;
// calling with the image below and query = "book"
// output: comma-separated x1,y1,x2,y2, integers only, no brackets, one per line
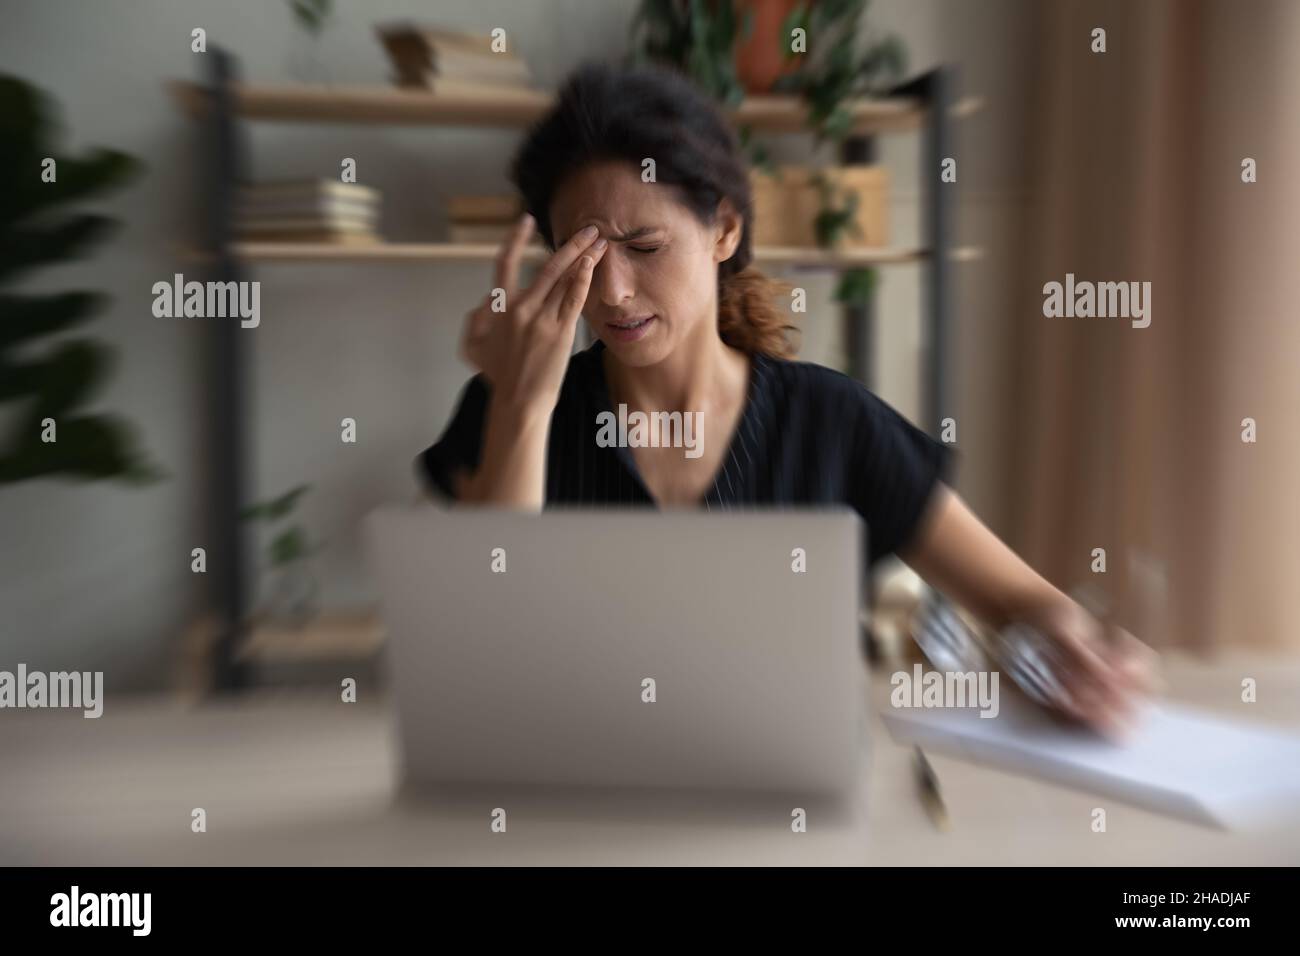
237,196,378,220
239,180,380,204
235,216,377,235
234,230,382,246
447,195,522,221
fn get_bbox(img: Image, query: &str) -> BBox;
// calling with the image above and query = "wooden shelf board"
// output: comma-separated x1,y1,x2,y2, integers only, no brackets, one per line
169,80,926,134
214,240,973,267
236,609,385,664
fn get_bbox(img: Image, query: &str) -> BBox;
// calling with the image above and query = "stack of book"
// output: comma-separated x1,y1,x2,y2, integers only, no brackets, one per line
235,180,381,245
446,194,527,244
376,22,536,95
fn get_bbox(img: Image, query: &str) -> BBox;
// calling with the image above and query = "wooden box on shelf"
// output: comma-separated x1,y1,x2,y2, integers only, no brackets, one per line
750,164,890,249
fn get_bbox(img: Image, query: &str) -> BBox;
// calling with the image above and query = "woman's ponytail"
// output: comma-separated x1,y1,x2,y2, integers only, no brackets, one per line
718,265,800,360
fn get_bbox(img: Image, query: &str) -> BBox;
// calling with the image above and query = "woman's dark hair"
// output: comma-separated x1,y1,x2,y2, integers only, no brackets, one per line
510,61,798,359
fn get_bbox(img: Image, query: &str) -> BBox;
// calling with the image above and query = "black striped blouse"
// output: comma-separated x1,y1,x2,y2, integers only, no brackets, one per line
418,340,953,566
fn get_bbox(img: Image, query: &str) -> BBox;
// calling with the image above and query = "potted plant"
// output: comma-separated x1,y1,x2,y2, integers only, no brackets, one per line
0,75,160,485
240,483,323,628
627,0,906,308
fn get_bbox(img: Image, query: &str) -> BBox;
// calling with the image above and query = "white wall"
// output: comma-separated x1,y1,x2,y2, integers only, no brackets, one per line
0,0,1029,690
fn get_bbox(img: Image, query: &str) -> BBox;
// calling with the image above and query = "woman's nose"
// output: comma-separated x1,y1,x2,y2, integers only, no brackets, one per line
591,247,635,307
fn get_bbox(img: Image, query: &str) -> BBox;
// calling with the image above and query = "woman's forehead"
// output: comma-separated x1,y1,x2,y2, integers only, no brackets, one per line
552,162,684,225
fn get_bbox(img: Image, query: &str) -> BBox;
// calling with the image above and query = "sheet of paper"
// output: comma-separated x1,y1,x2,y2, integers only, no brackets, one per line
880,695,1300,829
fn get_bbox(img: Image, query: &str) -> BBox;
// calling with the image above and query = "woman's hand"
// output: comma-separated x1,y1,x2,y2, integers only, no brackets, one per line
1011,594,1162,739
902,484,1162,739
459,213,608,414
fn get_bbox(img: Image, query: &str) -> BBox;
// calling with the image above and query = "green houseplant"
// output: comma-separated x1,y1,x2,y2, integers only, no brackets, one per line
0,74,159,485
626,0,906,308
239,483,323,627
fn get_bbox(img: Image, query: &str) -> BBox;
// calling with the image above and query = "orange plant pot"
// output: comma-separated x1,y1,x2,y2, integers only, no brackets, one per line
734,0,809,94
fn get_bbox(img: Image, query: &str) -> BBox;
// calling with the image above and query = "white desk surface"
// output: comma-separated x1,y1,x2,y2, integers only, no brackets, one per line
3,652,1299,866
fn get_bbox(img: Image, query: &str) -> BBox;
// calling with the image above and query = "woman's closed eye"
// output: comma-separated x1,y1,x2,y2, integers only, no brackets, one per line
630,245,662,254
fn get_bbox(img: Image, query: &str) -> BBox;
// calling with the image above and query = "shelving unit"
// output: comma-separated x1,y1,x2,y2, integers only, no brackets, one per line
185,240,978,266
174,50,975,691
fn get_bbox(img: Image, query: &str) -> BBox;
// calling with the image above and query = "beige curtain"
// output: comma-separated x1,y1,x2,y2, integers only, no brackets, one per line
1008,0,1300,653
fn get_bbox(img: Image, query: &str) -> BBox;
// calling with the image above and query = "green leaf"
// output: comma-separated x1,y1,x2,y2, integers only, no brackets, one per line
0,214,120,285
813,176,866,247
0,292,106,348
0,149,141,224
0,76,143,225
878,34,908,83
780,3,811,61
21,339,112,417
288,0,331,34
834,267,877,306
746,140,774,176
715,0,735,47
815,206,851,246
265,484,310,520
268,527,307,566
0,75,54,158
0,414,162,485
821,103,855,144
240,484,311,522
738,6,754,43
771,72,807,94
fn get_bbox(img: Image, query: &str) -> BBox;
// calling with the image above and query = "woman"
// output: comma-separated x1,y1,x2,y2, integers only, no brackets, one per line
420,62,1157,737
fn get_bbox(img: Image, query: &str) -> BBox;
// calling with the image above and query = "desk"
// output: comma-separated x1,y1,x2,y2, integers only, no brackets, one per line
3,652,1299,865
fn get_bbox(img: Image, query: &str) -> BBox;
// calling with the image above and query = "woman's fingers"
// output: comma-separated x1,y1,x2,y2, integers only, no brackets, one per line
1088,627,1158,723
543,240,603,316
1059,609,1115,688
465,300,492,340
493,213,535,302
1057,628,1161,737
1024,601,1155,735
1045,617,1114,712
541,241,606,324
1106,627,1163,695
559,252,599,330
520,224,602,312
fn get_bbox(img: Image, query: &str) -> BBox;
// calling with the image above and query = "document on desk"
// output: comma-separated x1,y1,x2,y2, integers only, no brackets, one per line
881,695,1300,830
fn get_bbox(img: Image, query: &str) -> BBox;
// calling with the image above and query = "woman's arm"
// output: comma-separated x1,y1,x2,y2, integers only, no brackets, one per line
450,213,606,508
899,482,1160,737
457,394,551,508
899,483,1058,630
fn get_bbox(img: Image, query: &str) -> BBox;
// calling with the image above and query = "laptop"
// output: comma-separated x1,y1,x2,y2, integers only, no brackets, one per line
364,506,869,802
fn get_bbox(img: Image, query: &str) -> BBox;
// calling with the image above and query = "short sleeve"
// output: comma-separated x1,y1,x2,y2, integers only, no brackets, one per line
847,388,954,566
416,374,490,501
